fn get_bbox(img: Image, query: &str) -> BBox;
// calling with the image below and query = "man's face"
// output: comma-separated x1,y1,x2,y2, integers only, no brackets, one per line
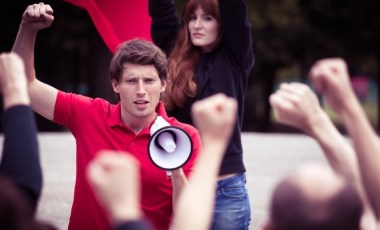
112,63,166,124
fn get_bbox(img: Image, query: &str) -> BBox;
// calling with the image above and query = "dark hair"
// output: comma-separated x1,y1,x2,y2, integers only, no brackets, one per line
269,178,362,230
110,39,168,100
163,0,222,110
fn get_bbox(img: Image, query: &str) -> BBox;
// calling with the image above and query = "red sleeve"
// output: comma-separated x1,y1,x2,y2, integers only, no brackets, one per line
63,0,151,53
53,91,93,130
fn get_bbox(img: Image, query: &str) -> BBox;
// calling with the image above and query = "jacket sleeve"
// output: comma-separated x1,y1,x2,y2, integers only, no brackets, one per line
0,105,42,214
219,0,254,75
149,0,180,53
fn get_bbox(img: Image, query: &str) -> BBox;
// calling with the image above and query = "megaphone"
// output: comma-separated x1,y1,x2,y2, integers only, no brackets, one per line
148,116,193,172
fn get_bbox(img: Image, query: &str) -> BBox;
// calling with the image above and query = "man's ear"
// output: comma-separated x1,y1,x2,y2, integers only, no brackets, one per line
111,79,119,93
161,80,167,93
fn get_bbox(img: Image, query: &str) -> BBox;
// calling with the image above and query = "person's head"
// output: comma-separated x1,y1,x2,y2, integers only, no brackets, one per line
110,39,168,94
110,39,167,122
182,0,222,52
264,163,362,230
164,0,222,110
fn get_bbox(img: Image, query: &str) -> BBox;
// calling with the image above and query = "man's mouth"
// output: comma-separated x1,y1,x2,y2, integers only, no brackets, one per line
135,100,148,104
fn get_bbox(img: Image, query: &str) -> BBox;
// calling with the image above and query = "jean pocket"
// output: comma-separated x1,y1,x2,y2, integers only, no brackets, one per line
220,187,246,198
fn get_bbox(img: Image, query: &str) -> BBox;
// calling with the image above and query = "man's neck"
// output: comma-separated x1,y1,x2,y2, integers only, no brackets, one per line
122,112,158,135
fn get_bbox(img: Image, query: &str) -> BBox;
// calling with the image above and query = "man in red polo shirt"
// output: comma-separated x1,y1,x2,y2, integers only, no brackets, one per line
12,3,201,230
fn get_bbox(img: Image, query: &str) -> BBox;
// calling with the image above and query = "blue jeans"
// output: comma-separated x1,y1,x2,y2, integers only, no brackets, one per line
211,173,251,230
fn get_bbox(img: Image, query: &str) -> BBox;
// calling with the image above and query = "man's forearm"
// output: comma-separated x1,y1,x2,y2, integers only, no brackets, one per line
12,24,38,82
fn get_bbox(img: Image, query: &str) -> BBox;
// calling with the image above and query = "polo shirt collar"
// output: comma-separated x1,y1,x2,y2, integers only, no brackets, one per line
156,101,169,119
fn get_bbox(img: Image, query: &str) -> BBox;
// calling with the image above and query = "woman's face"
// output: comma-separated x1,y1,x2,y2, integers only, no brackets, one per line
188,6,219,52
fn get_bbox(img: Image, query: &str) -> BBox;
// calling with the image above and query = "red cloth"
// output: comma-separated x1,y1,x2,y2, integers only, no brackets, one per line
53,91,201,230
63,0,152,53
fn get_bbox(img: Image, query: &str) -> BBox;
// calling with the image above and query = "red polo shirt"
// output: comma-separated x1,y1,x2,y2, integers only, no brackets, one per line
53,91,201,230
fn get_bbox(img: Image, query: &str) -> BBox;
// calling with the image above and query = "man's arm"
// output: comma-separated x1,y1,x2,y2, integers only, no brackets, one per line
12,3,58,121
270,83,360,178
310,58,380,219
171,94,237,230
270,82,377,229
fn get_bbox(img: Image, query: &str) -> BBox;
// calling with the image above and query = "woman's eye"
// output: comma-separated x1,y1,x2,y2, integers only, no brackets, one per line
205,16,214,21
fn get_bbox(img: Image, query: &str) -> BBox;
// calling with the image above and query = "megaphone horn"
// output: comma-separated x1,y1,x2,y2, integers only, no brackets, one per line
148,126,193,171
154,130,177,153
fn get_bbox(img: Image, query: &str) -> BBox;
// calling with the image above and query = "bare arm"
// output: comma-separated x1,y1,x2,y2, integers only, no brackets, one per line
270,82,377,229
269,83,359,177
0,53,29,109
170,168,187,211
310,58,380,220
340,97,380,220
171,94,237,230
12,3,58,121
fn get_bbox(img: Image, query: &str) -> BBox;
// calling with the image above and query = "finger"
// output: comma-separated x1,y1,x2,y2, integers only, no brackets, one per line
275,88,300,105
39,3,46,16
279,82,308,98
33,4,41,18
45,4,54,15
25,5,35,18
270,93,292,110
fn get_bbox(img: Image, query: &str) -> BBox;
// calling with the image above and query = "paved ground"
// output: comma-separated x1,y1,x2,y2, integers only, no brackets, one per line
2,132,328,229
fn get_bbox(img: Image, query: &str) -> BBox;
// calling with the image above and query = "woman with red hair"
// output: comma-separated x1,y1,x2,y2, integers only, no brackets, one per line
149,0,254,229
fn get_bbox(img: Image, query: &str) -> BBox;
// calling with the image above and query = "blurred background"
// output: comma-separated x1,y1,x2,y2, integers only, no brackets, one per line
1,0,379,133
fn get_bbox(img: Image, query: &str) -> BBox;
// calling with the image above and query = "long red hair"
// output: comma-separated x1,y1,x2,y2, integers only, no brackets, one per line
164,0,222,110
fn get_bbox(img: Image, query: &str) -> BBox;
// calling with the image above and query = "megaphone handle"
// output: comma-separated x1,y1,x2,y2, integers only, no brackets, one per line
166,170,172,178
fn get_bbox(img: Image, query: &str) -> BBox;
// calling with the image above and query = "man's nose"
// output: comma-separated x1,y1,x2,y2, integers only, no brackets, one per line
136,81,146,95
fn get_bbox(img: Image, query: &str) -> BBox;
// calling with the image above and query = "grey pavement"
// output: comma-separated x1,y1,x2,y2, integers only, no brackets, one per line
2,132,329,229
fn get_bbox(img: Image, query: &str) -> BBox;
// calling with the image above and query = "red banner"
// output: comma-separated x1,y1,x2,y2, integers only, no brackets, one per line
63,0,151,53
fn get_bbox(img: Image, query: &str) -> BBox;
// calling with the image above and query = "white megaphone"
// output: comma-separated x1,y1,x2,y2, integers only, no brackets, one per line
148,116,193,174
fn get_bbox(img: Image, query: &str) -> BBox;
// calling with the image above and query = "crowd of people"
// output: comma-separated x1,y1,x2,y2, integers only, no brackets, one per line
1,1,380,230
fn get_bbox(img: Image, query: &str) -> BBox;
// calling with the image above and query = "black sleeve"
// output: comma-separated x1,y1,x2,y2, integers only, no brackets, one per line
219,0,254,74
0,105,42,214
149,0,180,53
114,220,154,230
